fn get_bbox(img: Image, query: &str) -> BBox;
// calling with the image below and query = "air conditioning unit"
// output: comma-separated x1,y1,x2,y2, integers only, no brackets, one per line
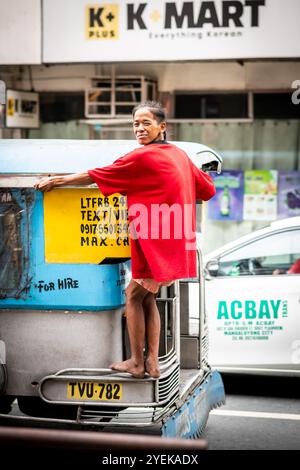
85,75,157,118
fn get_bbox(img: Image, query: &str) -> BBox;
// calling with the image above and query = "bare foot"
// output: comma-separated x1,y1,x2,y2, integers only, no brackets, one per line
110,359,145,378
145,357,160,378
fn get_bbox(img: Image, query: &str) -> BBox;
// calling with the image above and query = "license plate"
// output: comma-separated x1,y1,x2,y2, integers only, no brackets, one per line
67,381,122,401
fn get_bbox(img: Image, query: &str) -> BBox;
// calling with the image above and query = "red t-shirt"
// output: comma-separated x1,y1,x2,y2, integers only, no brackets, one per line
287,259,300,274
88,143,216,281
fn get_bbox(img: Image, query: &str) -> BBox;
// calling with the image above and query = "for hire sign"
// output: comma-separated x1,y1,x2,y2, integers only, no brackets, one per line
43,0,300,62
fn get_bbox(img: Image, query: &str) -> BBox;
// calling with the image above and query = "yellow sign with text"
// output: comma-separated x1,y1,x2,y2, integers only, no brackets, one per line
44,189,130,263
86,4,119,40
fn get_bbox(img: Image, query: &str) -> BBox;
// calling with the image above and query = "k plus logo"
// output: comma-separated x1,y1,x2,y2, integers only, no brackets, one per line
127,1,266,30
291,80,300,105
86,4,119,39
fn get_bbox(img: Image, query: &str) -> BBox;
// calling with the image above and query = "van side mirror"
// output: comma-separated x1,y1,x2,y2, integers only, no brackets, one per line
195,150,222,174
205,259,219,277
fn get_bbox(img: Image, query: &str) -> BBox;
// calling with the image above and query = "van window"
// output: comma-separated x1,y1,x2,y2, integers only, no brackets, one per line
216,229,300,276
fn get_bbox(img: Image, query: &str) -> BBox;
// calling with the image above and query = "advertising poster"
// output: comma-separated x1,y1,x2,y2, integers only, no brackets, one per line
278,171,300,218
208,170,244,221
243,170,278,221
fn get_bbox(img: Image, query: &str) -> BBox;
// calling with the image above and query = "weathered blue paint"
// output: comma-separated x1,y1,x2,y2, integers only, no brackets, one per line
162,370,225,439
0,188,130,310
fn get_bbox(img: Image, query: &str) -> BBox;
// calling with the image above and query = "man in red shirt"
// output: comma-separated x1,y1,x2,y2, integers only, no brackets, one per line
34,101,216,379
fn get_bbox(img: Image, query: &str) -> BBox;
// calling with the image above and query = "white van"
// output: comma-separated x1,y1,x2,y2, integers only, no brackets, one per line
189,216,300,376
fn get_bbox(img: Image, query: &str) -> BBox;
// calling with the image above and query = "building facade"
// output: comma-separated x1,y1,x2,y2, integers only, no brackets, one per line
1,0,300,250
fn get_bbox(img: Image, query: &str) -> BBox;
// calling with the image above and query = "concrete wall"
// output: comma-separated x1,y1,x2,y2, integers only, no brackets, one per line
5,61,299,94
0,66,24,138
0,0,41,65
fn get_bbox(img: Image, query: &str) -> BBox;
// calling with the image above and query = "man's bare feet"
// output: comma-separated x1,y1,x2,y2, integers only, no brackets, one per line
110,359,145,378
145,357,160,378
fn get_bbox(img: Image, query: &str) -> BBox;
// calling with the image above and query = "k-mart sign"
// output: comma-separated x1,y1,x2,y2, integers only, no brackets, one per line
43,0,300,62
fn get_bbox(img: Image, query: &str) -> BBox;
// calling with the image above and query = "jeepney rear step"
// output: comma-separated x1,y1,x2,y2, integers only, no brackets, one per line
0,369,224,439
77,369,225,438
39,360,180,408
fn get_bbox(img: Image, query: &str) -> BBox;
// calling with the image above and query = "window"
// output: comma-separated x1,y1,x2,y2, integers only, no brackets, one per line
175,91,300,120
40,93,84,123
175,93,248,119
216,229,300,276
254,93,300,119
85,76,157,118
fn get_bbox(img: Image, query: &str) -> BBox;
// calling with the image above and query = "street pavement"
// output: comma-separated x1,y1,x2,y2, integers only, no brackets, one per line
203,374,300,450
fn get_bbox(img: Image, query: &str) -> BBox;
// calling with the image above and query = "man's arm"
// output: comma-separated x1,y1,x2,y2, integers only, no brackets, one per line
34,172,93,192
191,164,216,201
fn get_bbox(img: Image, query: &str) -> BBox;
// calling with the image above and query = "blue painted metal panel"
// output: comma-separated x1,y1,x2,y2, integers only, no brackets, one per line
0,188,131,310
162,370,225,439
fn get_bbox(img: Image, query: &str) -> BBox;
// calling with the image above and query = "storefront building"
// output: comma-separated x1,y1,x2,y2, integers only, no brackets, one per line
0,0,300,251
